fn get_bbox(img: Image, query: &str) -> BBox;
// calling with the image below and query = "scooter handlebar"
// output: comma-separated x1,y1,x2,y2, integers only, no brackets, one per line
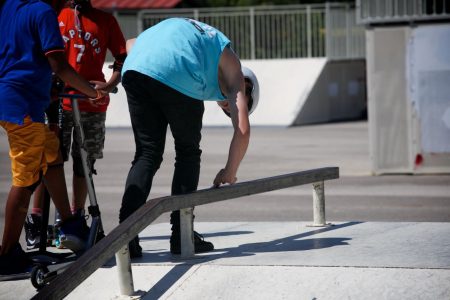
58,86,118,99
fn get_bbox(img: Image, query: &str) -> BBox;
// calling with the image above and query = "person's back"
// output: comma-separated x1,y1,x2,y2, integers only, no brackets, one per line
0,0,61,124
58,4,126,112
123,18,230,101
60,7,119,80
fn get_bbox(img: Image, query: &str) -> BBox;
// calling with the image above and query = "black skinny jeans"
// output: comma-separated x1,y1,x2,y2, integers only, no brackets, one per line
119,71,204,227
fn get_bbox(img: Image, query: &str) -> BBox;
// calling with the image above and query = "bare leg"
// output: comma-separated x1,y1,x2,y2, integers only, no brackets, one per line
0,186,32,255
32,182,45,212
72,175,87,212
43,153,71,221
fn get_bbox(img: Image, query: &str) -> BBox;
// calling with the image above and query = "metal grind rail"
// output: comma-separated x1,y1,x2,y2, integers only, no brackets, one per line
33,167,339,299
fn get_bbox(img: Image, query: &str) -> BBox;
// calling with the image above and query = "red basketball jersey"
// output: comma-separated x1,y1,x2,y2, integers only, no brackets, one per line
59,7,126,112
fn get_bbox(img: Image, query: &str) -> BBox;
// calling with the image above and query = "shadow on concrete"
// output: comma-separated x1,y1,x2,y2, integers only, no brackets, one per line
140,221,361,299
139,230,254,241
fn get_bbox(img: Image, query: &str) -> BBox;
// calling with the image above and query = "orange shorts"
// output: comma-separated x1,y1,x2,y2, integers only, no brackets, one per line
0,116,60,187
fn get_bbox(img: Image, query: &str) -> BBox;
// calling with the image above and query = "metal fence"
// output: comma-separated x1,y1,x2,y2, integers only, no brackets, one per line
133,3,365,60
356,0,450,24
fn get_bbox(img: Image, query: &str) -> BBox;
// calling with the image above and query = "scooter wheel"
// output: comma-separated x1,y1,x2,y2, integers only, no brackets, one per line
31,264,49,289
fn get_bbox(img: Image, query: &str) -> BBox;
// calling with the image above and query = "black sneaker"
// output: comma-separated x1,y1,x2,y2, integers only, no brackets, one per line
58,216,90,253
170,231,214,255
0,244,35,277
128,236,142,259
24,214,42,250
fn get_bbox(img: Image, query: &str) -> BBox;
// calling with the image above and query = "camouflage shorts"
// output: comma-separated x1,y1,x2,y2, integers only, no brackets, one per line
61,110,106,161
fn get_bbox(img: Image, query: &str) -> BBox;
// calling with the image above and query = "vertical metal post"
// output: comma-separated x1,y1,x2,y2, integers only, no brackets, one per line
137,11,143,34
346,3,351,59
306,5,312,57
180,207,195,258
249,7,256,60
193,9,199,20
325,2,331,58
312,181,326,226
115,245,134,296
356,0,362,23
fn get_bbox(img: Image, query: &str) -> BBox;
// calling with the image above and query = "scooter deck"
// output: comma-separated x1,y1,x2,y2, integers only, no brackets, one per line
0,251,76,282
0,271,32,281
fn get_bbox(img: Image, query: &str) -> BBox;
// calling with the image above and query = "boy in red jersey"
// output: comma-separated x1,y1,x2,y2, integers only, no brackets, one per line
59,0,126,217
25,0,127,250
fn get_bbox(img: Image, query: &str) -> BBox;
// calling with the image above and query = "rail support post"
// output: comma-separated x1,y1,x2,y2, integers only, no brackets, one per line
115,244,134,296
180,207,195,258
309,181,331,227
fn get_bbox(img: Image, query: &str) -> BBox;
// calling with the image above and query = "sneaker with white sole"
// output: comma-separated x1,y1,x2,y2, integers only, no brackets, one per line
24,214,42,250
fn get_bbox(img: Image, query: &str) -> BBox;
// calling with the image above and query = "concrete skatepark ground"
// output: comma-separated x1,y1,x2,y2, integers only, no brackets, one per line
1,121,449,299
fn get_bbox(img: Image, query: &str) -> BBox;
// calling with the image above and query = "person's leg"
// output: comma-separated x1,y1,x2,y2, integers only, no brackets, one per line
158,84,213,254
119,72,167,223
42,126,71,221
23,182,45,250
0,117,45,257
26,100,63,247
166,103,203,196
163,94,204,235
43,125,89,252
0,188,36,275
72,174,87,212
43,159,71,220
120,71,168,257
70,111,106,214
31,183,44,215
1,186,33,255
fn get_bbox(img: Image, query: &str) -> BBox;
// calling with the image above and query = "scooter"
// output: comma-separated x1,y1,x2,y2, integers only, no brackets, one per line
29,88,114,289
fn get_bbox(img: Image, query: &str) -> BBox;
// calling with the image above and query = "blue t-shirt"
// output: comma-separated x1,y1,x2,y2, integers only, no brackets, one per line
0,0,64,124
122,18,231,101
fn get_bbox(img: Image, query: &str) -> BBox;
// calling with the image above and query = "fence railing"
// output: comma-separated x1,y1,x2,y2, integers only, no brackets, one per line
33,167,339,299
133,4,365,60
356,0,450,24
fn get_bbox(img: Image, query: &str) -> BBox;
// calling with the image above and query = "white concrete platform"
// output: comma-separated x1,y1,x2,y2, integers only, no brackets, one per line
2,221,449,299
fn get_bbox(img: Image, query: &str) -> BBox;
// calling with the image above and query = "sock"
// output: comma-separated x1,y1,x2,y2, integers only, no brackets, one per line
32,208,42,216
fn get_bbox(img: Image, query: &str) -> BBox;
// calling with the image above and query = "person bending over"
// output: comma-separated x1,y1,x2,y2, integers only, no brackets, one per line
120,18,260,257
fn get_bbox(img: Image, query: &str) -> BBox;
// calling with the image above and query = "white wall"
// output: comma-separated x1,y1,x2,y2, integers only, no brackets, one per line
366,24,450,174
407,24,450,154
104,58,326,127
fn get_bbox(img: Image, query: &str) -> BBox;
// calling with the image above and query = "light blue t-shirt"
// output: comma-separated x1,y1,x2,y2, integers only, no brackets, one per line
122,18,231,101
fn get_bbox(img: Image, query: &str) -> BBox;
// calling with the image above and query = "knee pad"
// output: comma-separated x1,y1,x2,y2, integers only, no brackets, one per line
72,156,96,177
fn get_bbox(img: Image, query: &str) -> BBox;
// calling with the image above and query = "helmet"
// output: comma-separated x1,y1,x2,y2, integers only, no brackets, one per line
221,66,260,117
242,66,259,115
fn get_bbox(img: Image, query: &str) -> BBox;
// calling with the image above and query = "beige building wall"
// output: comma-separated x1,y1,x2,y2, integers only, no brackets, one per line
366,25,450,174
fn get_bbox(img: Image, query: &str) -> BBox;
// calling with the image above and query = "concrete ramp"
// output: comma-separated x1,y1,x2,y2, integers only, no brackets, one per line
204,58,327,126
104,59,327,127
